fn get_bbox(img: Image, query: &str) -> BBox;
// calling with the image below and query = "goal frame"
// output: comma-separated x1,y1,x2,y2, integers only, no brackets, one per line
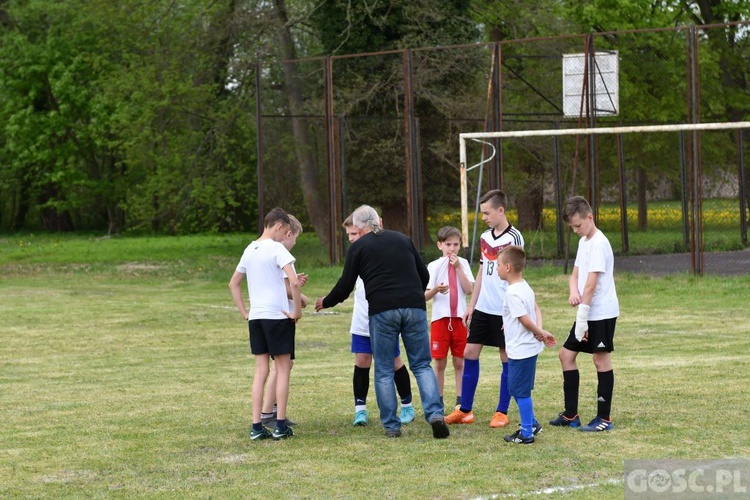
458,121,750,274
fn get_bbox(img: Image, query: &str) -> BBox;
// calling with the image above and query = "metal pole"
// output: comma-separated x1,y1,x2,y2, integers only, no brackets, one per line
679,131,690,247
738,130,748,247
688,27,703,275
553,123,564,258
617,133,629,253
587,35,599,220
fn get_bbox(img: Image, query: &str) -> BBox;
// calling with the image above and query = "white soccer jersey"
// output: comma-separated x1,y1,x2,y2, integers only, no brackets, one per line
350,277,370,337
427,255,474,321
236,239,295,320
502,280,544,360
475,225,524,315
574,229,620,320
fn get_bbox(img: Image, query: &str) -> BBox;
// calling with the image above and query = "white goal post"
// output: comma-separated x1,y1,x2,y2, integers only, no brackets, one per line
458,121,750,249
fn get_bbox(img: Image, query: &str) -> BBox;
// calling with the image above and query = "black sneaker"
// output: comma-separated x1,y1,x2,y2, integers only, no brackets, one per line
549,412,581,428
504,429,534,444
250,426,272,441
430,418,450,439
272,426,294,440
385,429,402,438
261,415,298,427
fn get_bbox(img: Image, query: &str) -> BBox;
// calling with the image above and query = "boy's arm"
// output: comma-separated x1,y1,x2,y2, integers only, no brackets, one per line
568,266,581,306
518,314,556,347
574,271,600,341
463,264,483,324
282,263,302,320
454,257,473,295
284,278,309,308
228,270,248,320
534,301,543,329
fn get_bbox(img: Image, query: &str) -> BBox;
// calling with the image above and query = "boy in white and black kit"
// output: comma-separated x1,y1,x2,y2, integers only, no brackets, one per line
228,207,302,441
549,196,619,432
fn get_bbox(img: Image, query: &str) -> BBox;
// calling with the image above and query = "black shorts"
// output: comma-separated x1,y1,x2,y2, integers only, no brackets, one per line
467,310,505,348
563,317,617,354
248,319,296,359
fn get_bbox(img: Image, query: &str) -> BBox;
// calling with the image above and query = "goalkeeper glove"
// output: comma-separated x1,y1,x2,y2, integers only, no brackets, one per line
575,304,590,341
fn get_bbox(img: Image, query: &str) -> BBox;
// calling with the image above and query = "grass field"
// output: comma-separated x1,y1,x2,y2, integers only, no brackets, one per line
1,233,749,498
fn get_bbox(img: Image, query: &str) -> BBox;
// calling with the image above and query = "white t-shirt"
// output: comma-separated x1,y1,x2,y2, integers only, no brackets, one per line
427,255,474,321
502,280,544,360
285,262,297,311
574,229,620,320
475,225,524,315
350,277,370,337
236,239,295,320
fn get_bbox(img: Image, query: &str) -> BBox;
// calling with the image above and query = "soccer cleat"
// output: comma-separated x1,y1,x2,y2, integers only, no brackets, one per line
399,406,415,424
353,410,368,427
430,417,450,439
385,429,402,438
518,422,543,436
549,412,582,428
250,426,272,441
489,411,510,428
271,426,294,440
444,408,474,424
504,429,534,444
580,416,613,432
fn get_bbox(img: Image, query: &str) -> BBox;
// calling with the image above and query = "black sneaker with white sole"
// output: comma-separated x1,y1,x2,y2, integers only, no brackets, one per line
504,429,534,444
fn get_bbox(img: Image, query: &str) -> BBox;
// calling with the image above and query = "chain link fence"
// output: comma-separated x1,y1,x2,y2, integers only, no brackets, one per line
253,24,750,274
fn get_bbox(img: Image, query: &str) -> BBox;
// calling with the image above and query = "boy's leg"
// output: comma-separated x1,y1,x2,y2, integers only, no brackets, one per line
559,347,581,419
452,356,464,406
458,343,482,412
252,354,271,424
496,347,511,414
393,358,414,424
433,357,447,398
593,352,614,420
273,353,293,423
262,362,276,415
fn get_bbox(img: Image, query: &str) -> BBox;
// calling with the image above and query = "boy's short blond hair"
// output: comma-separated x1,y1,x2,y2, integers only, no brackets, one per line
500,245,526,272
288,214,303,235
563,196,593,223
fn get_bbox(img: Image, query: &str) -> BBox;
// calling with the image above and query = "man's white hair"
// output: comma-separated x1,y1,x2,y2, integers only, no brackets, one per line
352,205,382,235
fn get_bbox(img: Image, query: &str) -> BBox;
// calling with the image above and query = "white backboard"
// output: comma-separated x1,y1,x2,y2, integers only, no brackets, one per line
563,51,619,117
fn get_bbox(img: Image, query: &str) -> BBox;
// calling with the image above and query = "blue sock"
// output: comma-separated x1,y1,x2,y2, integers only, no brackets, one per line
276,418,288,432
252,422,263,431
497,361,510,414
459,358,479,412
516,396,535,438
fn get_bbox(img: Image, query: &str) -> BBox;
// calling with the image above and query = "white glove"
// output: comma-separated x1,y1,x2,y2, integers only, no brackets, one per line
575,304,590,341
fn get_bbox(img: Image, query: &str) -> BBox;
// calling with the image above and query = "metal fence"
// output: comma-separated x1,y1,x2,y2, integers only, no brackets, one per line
253,24,750,273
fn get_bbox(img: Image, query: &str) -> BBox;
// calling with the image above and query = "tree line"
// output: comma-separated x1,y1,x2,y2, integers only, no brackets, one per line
0,0,746,235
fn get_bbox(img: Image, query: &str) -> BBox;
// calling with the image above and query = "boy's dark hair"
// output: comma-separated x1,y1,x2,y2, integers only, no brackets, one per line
264,207,291,228
479,189,507,209
563,196,593,223
501,245,526,272
437,226,461,243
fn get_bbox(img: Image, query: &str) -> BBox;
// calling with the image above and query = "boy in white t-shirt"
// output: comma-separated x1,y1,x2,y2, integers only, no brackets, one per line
260,215,309,428
549,196,620,432
228,208,302,441
343,214,415,427
497,246,556,444
425,226,474,409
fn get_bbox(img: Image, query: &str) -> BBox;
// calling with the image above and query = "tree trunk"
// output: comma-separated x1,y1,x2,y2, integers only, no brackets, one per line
272,0,329,246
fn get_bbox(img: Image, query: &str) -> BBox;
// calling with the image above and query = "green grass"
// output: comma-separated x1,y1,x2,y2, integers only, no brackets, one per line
1,233,749,498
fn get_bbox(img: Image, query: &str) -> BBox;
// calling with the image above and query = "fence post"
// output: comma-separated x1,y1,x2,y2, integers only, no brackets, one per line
687,26,704,275
324,56,340,264
254,62,265,233
617,133,629,253
586,34,599,221
738,130,748,247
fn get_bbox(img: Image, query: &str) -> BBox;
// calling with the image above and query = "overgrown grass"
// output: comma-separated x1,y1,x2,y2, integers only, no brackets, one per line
1,233,748,498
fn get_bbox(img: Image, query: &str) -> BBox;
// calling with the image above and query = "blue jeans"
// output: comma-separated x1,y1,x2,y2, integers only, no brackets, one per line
369,308,444,431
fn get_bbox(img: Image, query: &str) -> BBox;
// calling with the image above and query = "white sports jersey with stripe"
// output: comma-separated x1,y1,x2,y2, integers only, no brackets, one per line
475,225,524,315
